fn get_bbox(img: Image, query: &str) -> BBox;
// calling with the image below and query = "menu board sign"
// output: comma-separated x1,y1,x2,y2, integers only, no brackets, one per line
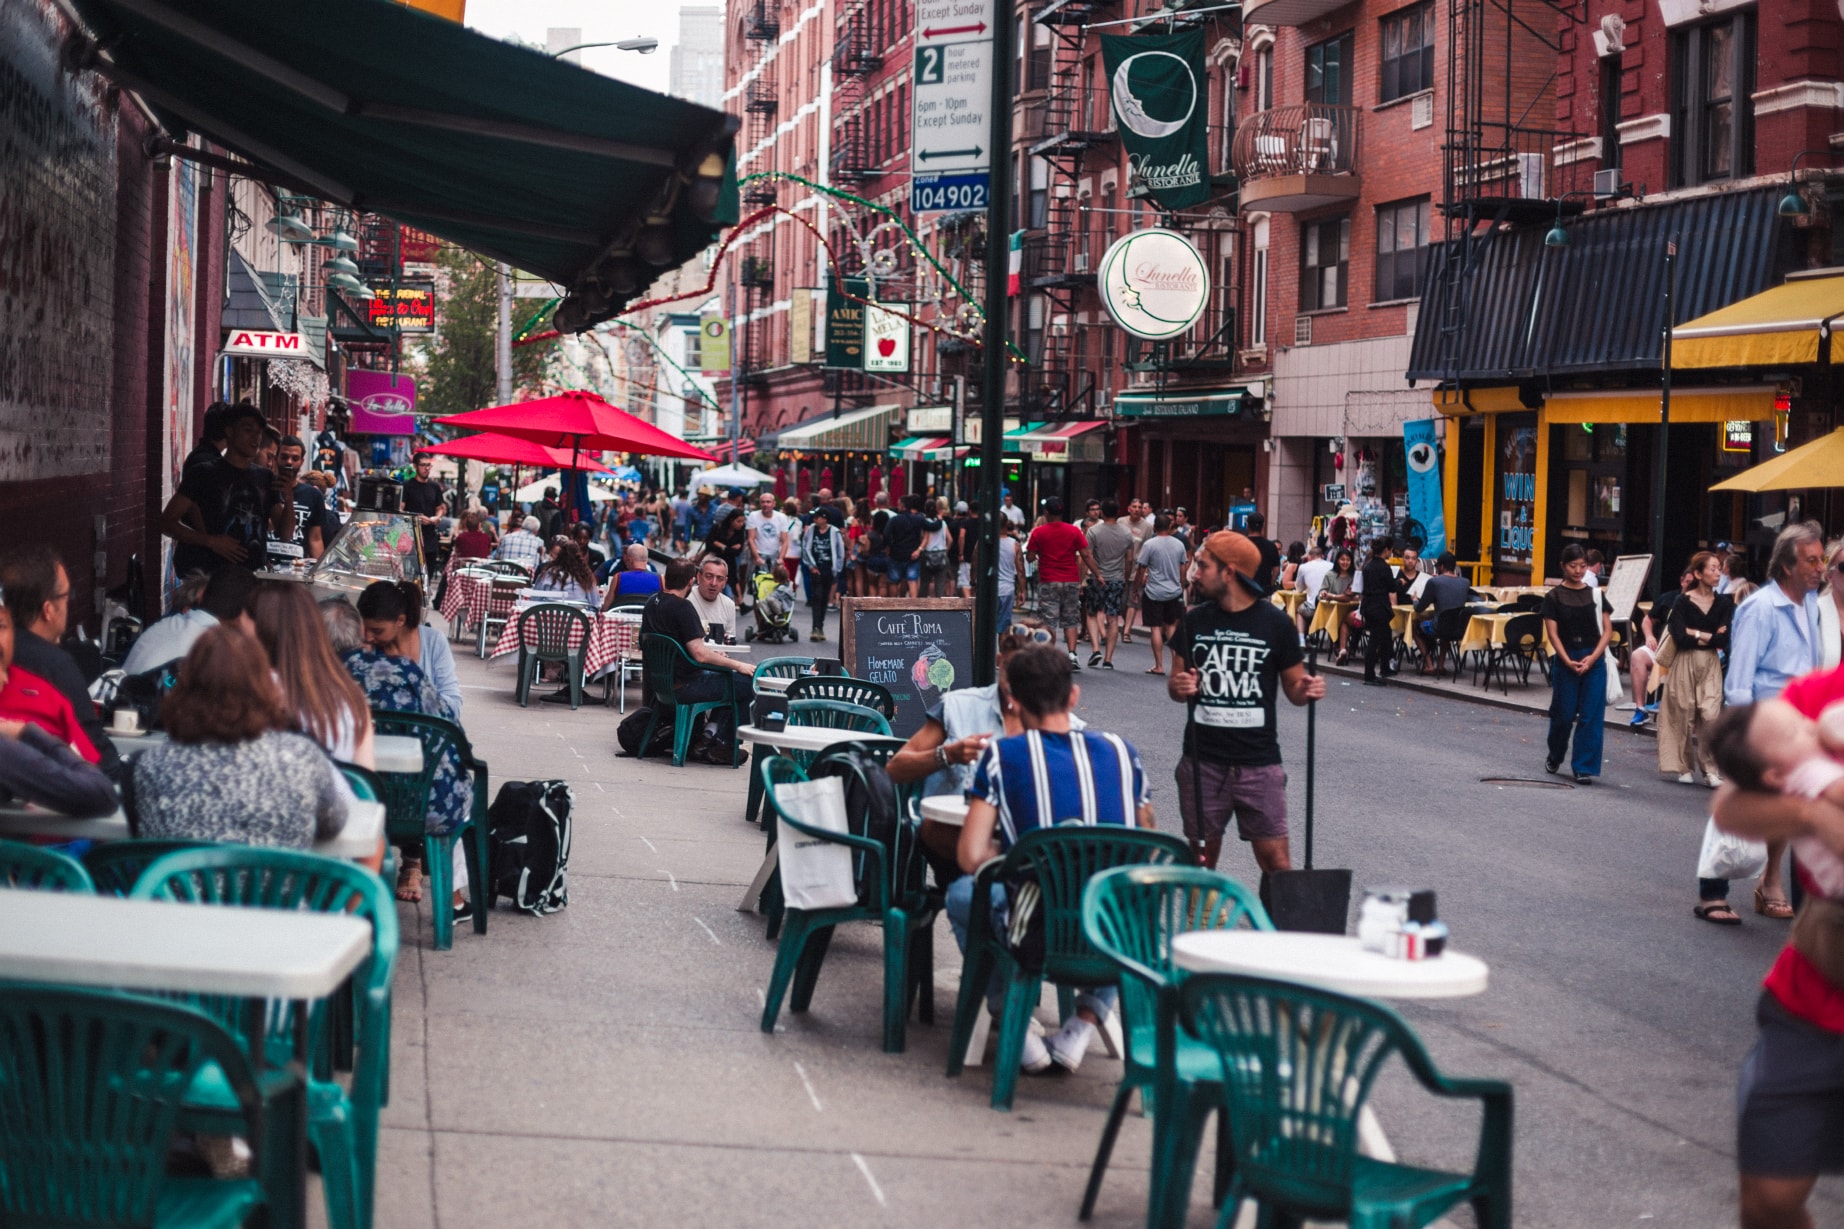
839,598,975,738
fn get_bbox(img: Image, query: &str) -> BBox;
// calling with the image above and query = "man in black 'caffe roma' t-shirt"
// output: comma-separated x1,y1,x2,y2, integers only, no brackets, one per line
1168,531,1326,887
161,403,293,578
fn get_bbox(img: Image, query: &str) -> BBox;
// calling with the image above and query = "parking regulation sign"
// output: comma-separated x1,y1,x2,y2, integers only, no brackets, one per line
910,0,993,212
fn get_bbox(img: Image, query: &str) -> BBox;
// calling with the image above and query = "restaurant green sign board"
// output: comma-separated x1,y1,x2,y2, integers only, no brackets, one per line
825,276,870,369
1113,392,1248,418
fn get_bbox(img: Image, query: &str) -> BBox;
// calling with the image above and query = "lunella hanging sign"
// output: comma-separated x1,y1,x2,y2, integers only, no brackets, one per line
1097,228,1209,340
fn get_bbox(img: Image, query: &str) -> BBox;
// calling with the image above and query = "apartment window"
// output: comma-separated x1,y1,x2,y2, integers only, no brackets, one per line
1251,217,1269,344
1599,53,1622,171
1255,44,1273,112
1374,197,1431,302
1027,18,1053,91
1306,32,1353,107
1028,156,1050,229
1026,294,1047,364
1671,12,1754,187
1378,3,1433,103
1009,152,1021,230
1013,13,1025,95
1300,214,1349,311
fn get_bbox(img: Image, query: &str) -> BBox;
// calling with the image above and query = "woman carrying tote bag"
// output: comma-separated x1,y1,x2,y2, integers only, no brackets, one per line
1656,551,1732,787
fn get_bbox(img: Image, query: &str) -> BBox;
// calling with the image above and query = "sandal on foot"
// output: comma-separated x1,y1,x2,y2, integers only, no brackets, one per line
1693,901,1742,926
395,862,424,904
1146,667,1165,675
1754,888,1795,920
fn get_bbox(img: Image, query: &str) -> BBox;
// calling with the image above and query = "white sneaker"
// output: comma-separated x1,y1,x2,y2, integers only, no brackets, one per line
1020,1029,1054,1074
1046,1017,1098,1072
1677,772,1695,785
1706,771,1723,788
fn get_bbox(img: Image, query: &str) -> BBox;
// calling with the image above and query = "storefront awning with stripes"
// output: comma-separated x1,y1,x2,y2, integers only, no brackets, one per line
774,403,902,452
1013,420,1108,464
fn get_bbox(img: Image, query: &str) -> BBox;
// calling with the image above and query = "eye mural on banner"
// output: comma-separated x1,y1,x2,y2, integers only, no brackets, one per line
1097,228,1210,340
1100,29,1211,212
1401,419,1447,557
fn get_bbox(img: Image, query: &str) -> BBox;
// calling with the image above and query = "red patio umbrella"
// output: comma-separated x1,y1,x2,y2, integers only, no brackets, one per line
423,431,616,474
434,391,720,464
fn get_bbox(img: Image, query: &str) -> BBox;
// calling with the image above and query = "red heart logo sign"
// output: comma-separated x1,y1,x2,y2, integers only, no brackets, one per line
877,338,896,357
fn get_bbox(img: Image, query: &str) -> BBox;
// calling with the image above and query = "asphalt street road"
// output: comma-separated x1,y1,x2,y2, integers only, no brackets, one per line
1063,647,1844,1228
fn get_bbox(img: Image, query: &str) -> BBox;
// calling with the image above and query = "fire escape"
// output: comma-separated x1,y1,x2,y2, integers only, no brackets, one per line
738,0,780,381
830,4,880,187
1432,0,1587,385
1019,7,1117,420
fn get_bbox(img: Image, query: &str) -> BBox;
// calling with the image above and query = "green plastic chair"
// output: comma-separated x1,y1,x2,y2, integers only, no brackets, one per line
945,825,1191,1111
753,655,815,682
638,633,743,768
756,756,940,1052
0,984,268,1228
133,845,399,1229
369,709,491,951
513,602,593,709
786,675,897,720
0,838,94,890
82,839,214,896
788,697,891,736
1081,866,1272,1228
1179,973,1513,1229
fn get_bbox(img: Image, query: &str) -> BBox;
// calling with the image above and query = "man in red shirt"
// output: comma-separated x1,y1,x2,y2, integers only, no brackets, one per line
1024,497,1100,669
1714,662,1844,1228
0,600,100,764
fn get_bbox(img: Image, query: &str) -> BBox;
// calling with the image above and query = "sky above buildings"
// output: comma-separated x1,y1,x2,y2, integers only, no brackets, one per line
465,0,699,96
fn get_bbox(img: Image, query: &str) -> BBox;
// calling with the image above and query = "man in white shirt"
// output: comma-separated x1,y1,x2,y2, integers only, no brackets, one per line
689,554,739,640
122,566,258,675
1584,548,1604,588
745,493,788,572
1000,492,1026,531
1294,543,1333,635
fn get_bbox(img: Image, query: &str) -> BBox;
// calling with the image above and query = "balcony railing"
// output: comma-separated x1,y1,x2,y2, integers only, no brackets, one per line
1233,103,1359,181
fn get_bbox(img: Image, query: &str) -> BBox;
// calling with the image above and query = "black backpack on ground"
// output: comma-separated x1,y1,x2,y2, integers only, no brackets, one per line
486,780,573,915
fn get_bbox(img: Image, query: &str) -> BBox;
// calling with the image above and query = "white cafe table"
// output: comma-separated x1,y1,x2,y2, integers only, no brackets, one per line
0,799,387,862
919,794,970,826
1170,929,1488,1166
735,724,860,912
0,890,370,1228
756,674,793,694
708,641,751,656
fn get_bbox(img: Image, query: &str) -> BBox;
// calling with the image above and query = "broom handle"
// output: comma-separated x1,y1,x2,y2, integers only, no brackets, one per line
1304,641,1318,871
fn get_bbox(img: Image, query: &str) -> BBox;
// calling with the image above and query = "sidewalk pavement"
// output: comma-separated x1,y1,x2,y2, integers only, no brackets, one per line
334,642,1183,1229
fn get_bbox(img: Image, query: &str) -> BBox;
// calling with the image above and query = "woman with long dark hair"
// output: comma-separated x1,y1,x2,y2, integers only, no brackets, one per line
356,581,462,719
249,581,375,769
1323,546,1358,663
1657,550,1731,788
707,506,748,596
533,540,602,606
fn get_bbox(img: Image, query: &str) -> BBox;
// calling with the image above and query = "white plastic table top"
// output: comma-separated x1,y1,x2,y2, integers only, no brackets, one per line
736,724,856,754
707,641,751,655
919,794,970,826
0,799,385,861
1170,931,1489,1000
372,734,424,774
755,674,793,693
0,890,370,999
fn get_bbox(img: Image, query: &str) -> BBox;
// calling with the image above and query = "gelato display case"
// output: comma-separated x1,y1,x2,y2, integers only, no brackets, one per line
305,510,426,599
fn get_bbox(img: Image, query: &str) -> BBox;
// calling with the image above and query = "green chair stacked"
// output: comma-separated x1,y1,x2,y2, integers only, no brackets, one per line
0,985,269,1228
133,845,400,1229
1081,866,1271,1228
82,839,213,896
785,675,897,720
946,825,1191,1111
638,633,744,767
0,839,94,891
756,755,941,1053
513,602,593,709
753,655,816,683
370,710,491,950
1180,973,1513,1229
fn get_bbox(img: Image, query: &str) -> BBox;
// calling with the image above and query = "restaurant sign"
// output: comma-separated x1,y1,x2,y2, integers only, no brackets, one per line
366,281,435,334
1113,388,1253,418
1097,228,1209,341
222,329,313,359
1722,420,1753,453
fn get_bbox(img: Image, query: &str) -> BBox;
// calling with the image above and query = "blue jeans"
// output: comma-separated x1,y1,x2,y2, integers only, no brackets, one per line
675,670,753,733
997,591,1015,633
944,876,1115,1021
889,558,921,584
1547,656,1606,776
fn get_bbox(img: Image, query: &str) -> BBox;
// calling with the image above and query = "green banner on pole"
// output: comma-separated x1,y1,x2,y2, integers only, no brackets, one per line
1100,28,1210,211
825,276,870,369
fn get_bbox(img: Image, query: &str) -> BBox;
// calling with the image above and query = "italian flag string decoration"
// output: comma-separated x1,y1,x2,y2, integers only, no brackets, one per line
1007,231,1024,297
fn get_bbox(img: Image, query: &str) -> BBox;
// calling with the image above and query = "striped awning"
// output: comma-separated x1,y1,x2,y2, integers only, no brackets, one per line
923,443,970,461
892,435,948,459
1014,420,1108,464
775,403,901,451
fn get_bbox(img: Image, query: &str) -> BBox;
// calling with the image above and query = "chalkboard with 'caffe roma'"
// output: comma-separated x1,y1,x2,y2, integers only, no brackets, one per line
839,598,975,738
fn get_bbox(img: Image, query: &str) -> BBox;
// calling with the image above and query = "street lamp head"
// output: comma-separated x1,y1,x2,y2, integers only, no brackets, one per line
615,37,659,54
1544,223,1571,248
1778,190,1810,218
267,212,314,242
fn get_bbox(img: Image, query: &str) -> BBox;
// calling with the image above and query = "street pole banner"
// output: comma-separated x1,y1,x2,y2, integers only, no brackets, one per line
1100,29,1210,212
1402,418,1447,558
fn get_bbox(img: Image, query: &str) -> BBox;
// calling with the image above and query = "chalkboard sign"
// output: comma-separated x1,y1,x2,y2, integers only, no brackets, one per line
839,597,976,738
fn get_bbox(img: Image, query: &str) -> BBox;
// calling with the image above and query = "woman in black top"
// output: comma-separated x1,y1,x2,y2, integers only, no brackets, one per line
1359,540,1397,685
1657,551,1732,787
1541,543,1614,782
706,507,748,596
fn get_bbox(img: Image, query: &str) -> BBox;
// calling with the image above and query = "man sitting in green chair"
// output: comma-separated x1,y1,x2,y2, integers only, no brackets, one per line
640,557,756,747
952,644,1155,1074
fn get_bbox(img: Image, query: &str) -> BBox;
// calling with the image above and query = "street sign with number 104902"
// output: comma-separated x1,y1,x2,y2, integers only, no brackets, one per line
910,0,993,212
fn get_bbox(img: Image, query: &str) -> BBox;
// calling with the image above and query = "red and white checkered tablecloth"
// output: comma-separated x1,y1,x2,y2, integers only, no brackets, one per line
489,608,642,677
442,571,521,633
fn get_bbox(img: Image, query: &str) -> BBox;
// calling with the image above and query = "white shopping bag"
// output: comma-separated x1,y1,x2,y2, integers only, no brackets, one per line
774,777,858,911
1696,815,1768,883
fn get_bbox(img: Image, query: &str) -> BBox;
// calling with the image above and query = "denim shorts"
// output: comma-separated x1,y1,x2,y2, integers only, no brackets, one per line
889,558,920,584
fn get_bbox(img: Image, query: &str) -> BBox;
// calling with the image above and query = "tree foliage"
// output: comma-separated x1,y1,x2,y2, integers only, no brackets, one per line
417,247,551,420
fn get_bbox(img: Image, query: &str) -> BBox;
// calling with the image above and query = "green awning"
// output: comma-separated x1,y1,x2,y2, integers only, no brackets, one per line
65,0,738,325
1112,386,1263,418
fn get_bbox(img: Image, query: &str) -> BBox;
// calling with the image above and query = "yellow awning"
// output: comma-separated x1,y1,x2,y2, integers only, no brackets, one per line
1671,276,1844,369
1711,427,1844,492
1542,386,1777,425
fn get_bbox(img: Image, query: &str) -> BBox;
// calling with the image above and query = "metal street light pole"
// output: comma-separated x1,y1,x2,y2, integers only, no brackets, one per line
1653,238,1676,596
974,0,1015,688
